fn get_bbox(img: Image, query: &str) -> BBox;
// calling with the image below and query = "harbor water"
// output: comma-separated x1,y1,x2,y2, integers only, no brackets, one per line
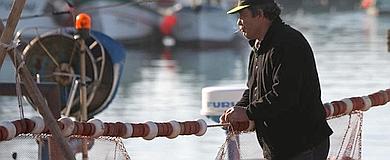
1,11,390,159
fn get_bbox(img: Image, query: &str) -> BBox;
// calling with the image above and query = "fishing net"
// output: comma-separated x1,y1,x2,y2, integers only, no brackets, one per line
215,112,363,160
0,134,130,160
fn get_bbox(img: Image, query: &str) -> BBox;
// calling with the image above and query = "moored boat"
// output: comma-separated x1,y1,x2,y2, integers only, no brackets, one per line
170,0,241,47
374,0,390,14
361,0,390,15
73,0,163,45
0,0,61,38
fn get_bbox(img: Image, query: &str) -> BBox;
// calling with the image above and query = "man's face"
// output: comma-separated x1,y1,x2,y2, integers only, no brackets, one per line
237,8,262,40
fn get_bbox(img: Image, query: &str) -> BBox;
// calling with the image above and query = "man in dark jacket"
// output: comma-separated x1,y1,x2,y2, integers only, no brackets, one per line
220,0,333,159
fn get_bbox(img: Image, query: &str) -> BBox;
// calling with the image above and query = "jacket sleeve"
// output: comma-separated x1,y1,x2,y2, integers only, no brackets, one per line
246,42,307,120
235,51,255,108
235,89,250,107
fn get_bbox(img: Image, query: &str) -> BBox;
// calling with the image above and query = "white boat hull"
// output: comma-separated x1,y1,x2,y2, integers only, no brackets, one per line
0,0,60,37
79,1,161,42
172,6,237,43
376,0,390,14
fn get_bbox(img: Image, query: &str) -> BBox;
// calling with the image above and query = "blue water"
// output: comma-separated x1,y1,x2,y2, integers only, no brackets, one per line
1,11,390,159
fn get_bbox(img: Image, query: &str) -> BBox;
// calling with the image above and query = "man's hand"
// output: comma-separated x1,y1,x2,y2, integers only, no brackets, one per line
219,106,249,124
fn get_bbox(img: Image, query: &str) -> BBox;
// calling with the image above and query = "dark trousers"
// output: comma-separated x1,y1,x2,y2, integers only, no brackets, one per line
288,137,330,160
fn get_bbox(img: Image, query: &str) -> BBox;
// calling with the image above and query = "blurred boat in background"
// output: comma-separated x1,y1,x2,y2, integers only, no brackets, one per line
0,0,62,38
361,0,390,15
375,0,390,14
1,0,366,48
69,0,163,45
278,0,362,13
168,0,240,47
1,0,165,45
299,0,361,11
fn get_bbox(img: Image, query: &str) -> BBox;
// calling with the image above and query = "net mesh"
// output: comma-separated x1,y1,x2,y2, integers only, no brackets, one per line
0,134,131,160
216,112,363,160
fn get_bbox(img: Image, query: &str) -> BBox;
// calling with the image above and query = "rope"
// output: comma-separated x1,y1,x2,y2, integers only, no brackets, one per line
0,41,18,52
15,74,24,119
335,114,353,160
3,40,27,120
343,112,361,158
0,118,209,141
215,129,240,160
0,88,389,142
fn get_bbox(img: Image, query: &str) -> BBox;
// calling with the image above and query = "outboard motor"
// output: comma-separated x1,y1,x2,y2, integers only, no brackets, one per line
201,85,246,123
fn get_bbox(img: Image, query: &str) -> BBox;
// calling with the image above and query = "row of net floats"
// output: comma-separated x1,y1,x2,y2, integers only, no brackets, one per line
324,89,390,118
0,89,389,141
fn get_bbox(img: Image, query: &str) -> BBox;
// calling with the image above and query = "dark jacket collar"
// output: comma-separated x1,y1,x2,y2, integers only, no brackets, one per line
249,16,284,55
